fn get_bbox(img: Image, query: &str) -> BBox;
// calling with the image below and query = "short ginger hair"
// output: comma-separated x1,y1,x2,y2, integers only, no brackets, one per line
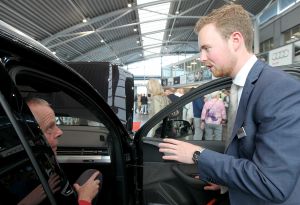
194,4,253,52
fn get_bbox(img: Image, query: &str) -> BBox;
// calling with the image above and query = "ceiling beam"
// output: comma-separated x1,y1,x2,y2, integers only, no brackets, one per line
71,26,196,60
0,2,52,36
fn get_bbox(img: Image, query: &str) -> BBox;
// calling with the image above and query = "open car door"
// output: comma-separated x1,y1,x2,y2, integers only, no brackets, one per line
135,67,300,205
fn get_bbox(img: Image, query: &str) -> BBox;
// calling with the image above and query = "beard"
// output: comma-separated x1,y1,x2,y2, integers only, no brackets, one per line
209,62,234,78
210,66,225,78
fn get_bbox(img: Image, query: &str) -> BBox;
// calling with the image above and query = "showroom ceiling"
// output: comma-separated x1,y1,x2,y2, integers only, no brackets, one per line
0,0,273,65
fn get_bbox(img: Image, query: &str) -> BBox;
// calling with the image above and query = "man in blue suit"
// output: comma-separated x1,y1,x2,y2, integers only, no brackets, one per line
159,4,300,205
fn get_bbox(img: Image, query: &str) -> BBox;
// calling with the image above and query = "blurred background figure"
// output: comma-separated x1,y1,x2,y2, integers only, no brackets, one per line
222,89,230,114
182,88,193,124
146,79,170,137
134,94,138,113
165,87,179,103
175,88,184,97
201,91,226,140
141,93,148,114
193,95,205,140
137,94,142,113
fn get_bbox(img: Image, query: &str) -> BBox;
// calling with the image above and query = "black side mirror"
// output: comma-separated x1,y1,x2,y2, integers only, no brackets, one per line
154,119,193,139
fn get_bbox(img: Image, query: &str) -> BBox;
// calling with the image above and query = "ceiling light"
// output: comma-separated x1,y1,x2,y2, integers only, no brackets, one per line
175,11,179,15
191,61,197,65
52,51,56,55
101,39,104,43
128,3,132,7
168,34,172,37
136,40,140,44
82,19,87,23
133,28,137,32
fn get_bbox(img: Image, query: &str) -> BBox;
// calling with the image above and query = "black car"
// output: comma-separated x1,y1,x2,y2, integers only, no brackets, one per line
1,20,300,205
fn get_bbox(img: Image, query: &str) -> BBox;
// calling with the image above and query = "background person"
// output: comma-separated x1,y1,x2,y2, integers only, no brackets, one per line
165,87,179,103
182,88,194,125
137,94,142,113
146,79,170,137
201,91,226,140
165,88,181,120
141,93,148,114
192,96,205,140
159,4,300,205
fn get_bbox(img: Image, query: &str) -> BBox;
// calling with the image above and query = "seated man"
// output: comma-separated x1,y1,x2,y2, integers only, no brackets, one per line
22,98,101,205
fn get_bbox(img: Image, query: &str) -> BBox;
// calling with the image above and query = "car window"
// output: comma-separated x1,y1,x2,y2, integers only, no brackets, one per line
21,90,110,156
146,88,231,144
0,97,76,204
10,64,134,204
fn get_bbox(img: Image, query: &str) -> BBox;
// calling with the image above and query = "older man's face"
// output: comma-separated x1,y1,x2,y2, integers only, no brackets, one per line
28,104,63,154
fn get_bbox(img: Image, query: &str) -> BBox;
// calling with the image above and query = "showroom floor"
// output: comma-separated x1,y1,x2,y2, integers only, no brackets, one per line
132,111,150,131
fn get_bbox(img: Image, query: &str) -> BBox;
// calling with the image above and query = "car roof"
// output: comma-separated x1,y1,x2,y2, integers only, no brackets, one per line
0,20,128,136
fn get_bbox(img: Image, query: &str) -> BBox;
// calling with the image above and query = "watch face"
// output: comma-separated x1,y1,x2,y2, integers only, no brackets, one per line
193,151,201,163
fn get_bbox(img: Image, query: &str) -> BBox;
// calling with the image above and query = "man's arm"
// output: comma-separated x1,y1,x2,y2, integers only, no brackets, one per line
159,77,300,203
18,174,61,205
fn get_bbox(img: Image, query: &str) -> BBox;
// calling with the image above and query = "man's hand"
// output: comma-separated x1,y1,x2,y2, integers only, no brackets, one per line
159,138,201,164
74,171,100,203
200,122,205,130
204,182,221,191
195,176,221,191
18,174,61,205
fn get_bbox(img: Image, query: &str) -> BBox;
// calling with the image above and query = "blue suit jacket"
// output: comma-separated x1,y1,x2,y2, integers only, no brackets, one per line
198,60,300,205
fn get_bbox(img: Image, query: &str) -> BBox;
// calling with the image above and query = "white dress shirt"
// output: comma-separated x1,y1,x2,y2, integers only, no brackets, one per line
232,55,258,105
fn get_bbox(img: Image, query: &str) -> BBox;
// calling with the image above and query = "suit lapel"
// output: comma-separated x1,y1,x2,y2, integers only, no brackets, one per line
226,60,265,152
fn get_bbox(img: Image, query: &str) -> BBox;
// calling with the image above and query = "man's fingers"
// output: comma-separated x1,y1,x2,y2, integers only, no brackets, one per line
162,138,180,144
162,155,178,161
158,143,178,150
204,186,215,191
204,183,220,191
159,148,176,154
73,183,80,192
52,185,61,193
87,171,100,182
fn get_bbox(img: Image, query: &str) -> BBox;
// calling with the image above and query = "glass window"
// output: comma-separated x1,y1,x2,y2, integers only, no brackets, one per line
0,91,76,204
146,88,231,143
295,40,300,62
283,24,300,43
259,2,277,25
279,0,296,12
23,90,111,151
260,38,274,52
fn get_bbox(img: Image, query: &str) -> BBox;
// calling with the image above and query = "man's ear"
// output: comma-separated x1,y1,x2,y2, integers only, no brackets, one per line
230,31,243,51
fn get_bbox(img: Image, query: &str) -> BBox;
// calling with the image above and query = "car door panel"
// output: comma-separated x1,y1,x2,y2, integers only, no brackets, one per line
141,69,300,205
143,138,221,205
138,83,233,205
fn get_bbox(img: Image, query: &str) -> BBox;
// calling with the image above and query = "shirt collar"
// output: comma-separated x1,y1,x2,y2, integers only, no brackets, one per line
233,55,257,87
